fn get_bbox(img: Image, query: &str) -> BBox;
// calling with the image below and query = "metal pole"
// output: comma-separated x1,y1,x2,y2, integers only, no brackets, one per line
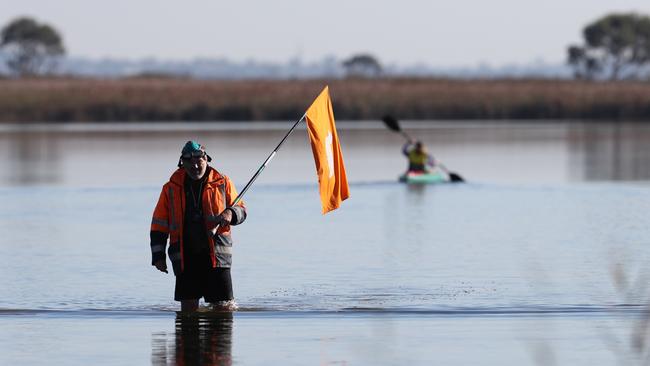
231,113,306,206
211,113,307,236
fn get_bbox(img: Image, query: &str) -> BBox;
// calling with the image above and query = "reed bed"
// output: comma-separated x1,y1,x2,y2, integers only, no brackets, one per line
0,77,649,122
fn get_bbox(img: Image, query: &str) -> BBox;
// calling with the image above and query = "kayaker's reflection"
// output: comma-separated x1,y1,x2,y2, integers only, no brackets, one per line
154,312,234,365
406,183,427,194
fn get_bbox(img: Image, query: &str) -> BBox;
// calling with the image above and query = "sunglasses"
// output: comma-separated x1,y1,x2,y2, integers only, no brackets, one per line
181,151,207,159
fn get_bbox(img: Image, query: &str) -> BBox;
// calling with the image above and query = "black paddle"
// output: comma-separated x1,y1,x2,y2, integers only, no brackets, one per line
382,115,465,183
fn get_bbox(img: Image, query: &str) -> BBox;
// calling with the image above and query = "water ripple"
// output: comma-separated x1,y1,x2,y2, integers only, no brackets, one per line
0,304,646,318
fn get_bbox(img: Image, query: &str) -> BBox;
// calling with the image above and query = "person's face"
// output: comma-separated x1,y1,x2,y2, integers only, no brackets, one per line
182,153,208,180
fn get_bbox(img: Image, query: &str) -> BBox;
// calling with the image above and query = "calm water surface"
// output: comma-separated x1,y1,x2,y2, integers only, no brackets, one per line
2,121,650,365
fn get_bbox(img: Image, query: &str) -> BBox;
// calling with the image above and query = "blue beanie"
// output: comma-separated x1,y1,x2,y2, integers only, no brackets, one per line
181,140,204,156
178,140,212,167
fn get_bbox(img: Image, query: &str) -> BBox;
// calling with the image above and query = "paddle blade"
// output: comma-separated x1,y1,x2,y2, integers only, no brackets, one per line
382,115,401,132
449,172,465,183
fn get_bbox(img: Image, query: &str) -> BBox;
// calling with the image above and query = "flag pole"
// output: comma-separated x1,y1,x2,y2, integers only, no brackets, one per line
211,113,308,236
230,112,307,207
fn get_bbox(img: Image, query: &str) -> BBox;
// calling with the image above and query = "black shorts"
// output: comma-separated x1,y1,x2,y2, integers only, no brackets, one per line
174,254,233,303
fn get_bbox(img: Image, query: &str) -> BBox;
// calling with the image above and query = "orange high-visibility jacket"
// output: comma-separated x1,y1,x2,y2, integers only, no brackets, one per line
150,167,246,274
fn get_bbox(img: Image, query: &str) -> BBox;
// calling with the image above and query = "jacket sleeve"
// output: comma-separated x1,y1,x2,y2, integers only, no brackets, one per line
150,185,170,265
427,154,436,167
402,142,412,157
225,177,247,226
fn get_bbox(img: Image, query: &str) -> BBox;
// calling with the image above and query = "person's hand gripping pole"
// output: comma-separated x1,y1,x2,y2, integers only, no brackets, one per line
210,208,233,239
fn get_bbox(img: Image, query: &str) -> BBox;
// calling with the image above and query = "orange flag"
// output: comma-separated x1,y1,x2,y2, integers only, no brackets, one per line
305,86,350,214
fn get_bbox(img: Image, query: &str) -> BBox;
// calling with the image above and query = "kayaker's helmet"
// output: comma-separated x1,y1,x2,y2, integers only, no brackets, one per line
178,140,212,167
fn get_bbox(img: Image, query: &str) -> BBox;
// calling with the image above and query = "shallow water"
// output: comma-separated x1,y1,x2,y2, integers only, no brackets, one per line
2,121,650,365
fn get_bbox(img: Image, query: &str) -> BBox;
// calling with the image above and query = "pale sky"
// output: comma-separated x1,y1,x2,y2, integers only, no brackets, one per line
2,0,650,67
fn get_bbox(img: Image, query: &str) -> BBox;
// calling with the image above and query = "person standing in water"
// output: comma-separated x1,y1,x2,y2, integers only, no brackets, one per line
149,141,247,312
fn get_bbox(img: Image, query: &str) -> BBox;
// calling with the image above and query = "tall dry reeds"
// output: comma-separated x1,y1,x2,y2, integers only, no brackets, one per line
0,77,649,122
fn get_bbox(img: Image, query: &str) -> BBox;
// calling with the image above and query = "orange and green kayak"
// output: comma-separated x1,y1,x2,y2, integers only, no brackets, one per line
398,171,448,184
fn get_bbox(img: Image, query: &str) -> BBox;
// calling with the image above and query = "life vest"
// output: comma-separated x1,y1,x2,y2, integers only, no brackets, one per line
407,149,429,171
150,167,246,274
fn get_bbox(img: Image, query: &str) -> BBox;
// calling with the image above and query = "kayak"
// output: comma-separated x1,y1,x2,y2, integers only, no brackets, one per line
398,171,448,184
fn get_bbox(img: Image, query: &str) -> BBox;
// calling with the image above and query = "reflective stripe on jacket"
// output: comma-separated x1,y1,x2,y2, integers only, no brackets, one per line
149,167,246,274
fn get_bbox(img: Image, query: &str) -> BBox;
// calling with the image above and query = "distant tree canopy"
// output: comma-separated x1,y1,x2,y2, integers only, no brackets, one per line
0,17,65,76
567,13,650,80
342,54,382,78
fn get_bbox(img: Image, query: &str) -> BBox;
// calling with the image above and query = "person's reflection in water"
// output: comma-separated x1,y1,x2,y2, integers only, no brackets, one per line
152,312,234,366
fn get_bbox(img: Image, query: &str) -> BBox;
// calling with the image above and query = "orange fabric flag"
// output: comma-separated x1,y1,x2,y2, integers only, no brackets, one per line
305,86,350,214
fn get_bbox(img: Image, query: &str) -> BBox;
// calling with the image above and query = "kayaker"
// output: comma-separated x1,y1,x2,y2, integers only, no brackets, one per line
149,141,247,312
402,139,436,173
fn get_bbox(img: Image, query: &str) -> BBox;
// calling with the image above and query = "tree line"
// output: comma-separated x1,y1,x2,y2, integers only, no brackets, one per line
2,13,650,80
